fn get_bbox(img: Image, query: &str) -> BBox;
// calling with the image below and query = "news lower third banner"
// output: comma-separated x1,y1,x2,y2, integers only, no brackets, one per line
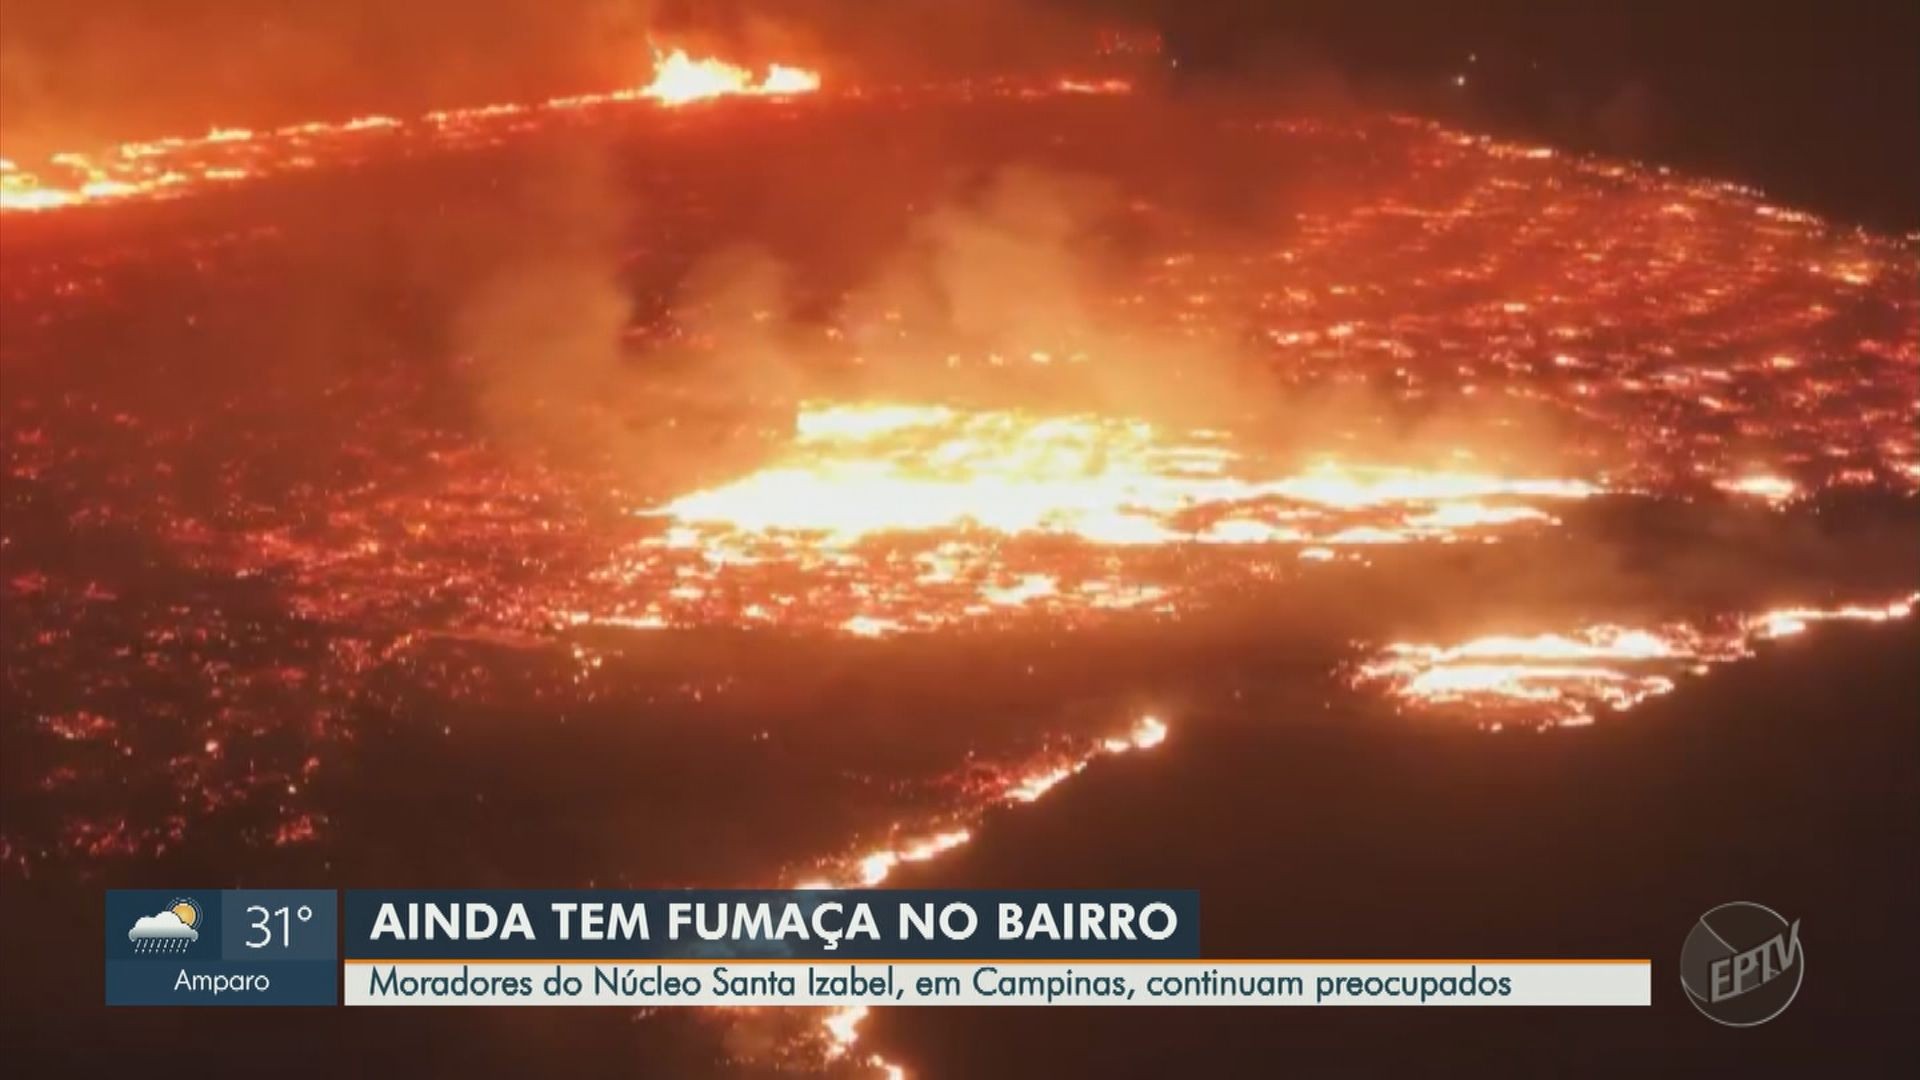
107,889,1651,1007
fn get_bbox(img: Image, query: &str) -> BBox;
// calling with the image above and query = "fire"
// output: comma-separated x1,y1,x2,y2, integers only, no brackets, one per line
640,49,822,106
763,64,826,96
11,102,1910,873
578,402,1598,637
1355,594,1919,727
820,1003,904,1079
1717,473,1799,504
656,405,1595,548
1058,78,1134,95
796,713,1170,891
822,1003,868,1055
1751,597,1913,639
789,711,1169,1076
0,47,821,213
5,53,1915,1080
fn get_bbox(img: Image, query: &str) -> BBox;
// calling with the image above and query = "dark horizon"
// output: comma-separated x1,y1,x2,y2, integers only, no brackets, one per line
1152,0,1920,230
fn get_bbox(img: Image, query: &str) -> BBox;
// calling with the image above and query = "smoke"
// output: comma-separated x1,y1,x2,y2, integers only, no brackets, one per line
449,147,638,462
611,104,1576,467
440,160,1159,474
618,161,1249,430
0,1,1590,483
420,91,1578,487
838,168,1125,383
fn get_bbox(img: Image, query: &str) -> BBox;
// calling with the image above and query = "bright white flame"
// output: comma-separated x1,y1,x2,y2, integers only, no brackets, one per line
640,49,823,106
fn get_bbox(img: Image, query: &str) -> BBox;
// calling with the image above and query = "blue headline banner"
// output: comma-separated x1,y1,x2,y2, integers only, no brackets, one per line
345,889,1199,960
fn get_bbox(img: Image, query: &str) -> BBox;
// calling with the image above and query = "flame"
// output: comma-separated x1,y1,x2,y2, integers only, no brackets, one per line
0,48,821,213
15,107,1908,871
1717,473,1799,504
1356,594,1919,727
640,49,821,106
656,403,1595,546
576,402,1598,637
1750,597,1913,639
798,713,1169,891
762,64,825,96
8,75,1916,1079
1058,78,1133,95
820,1003,905,1079
790,712,1168,1076
643,51,757,105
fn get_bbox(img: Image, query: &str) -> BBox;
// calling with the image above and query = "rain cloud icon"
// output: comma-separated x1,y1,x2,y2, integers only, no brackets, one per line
128,897,202,953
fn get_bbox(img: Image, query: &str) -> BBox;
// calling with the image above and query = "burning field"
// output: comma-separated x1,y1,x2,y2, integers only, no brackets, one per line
2,36,1917,1076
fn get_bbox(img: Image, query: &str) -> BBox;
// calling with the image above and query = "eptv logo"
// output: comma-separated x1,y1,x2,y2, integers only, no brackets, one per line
1680,902,1804,1026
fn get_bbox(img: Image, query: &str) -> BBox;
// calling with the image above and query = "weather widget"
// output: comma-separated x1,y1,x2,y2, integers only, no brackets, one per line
105,889,337,1006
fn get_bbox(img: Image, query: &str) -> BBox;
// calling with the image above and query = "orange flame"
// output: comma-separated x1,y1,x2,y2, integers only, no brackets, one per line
1356,594,1918,728
640,49,822,106
794,711,1169,1077
0,48,821,213
577,402,1597,638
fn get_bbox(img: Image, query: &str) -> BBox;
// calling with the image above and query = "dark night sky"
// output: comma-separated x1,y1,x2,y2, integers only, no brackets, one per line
1148,0,1920,228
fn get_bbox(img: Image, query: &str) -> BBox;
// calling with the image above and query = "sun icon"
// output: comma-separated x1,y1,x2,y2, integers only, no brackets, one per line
168,897,201,929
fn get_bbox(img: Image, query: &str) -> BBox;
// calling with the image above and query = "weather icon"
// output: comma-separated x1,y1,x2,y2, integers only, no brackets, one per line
128,897,202,953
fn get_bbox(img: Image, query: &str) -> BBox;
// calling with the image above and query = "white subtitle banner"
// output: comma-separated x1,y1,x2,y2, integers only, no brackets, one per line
344,959,1650,1006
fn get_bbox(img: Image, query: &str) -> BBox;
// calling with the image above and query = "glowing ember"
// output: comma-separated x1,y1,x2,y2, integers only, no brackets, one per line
1355,594,1919,727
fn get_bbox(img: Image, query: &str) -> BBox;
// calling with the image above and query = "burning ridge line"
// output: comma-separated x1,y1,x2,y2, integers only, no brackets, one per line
755,712,1168,1076
0,48,825,213
1353,593,1919,729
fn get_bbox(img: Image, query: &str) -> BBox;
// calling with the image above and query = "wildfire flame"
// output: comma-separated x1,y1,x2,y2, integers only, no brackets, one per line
640,49,822,106
793,711,1169,1077
7,64,1915,1080
1355,595,1918,728
574,402,1600,638
0,47,821,213
656,403,1594,545
795,713,1171,891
